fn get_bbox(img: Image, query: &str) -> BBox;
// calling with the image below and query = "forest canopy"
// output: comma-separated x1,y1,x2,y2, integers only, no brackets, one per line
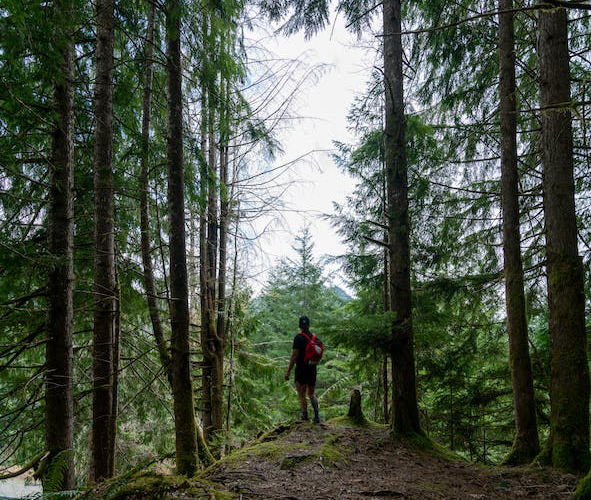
1,0,591,497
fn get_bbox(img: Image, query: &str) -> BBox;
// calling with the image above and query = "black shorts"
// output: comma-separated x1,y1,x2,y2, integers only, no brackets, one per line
294,364,317,386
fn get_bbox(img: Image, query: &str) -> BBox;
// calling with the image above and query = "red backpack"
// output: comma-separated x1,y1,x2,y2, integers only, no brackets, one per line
301,331,324,365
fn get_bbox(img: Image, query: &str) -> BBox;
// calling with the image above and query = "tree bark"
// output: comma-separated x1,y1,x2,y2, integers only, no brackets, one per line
91,0,116,482
224,178,239,452
382,355,389,424
139,0,173,387
206,100,222,436
211,78,230,436
383,0,421,436
200,86,213,438
382,153,389,426
348,390,363,420
166,0,199,476
108,273,121,477
538,6,590,474
498,0,540,465
45,16,75,489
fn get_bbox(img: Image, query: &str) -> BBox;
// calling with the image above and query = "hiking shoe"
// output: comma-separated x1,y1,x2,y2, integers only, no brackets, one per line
301,412,309,421
313,416,320,424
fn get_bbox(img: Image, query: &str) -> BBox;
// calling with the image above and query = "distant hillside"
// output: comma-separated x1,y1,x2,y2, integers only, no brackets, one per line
331,285,352,303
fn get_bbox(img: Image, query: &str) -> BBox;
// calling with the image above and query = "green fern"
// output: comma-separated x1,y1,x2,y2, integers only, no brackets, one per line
42,450,74,493
23,490,78,500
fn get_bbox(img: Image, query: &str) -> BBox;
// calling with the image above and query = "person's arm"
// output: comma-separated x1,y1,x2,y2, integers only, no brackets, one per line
285,349,299,380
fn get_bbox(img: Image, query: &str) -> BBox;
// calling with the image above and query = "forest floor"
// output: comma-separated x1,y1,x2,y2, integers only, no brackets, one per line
204,417,578,500
89,417,580,500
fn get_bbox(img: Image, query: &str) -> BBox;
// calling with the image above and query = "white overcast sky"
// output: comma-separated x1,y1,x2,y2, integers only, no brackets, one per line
243,13,378,293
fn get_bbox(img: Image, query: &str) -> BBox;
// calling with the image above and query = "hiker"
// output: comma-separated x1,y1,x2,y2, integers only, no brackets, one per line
284,315,323,423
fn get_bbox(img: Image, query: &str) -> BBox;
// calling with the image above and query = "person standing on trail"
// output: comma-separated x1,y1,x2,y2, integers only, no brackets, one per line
284,315,323,423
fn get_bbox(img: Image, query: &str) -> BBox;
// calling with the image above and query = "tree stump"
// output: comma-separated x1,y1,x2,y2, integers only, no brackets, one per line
347,390,363,419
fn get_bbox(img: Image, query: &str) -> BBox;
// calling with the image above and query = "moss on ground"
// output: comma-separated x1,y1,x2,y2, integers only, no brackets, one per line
326,415,385,429
279,454,315,469
401,432,463,463
278,433,349,470
575,469,591,500
77,471,232,500
204,425,309,474
255,422,295,443
317,433,348,467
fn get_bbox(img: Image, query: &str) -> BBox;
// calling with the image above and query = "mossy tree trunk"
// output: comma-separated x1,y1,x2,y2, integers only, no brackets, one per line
206,87,223,437
538,6,590,474
575,469,591,500
498,0,539,465
213,75,230,439
166,0,199,476
139,0,173,387
348,390,363,420
199,35,228,440
199,82,213,439
91,0,116,481
44,2,75,487
383,0,421,436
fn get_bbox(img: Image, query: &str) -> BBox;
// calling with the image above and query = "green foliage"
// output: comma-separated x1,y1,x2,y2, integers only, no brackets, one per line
23,491,79,500
3,0,591,489
227,228,358,442
42,451,74,493
575,469,591,500
402,433,463,464
73,471,231,500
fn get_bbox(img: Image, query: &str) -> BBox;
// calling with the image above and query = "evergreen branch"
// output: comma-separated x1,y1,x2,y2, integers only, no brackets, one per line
0,451,47,480
345,2,383,29
362,235,388,248
384,3,589,37
544,0,591,9
364,219,389,231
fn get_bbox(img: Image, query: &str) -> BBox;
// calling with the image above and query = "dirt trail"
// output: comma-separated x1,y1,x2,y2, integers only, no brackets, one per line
207,419,578,500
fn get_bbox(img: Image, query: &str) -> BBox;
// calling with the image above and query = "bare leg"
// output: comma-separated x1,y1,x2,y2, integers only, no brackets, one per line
307,385,319,422
296,381,308,418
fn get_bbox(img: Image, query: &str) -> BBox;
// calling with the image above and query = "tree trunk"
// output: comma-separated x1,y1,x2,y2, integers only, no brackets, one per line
166,0,199,476
139,0,173,387
91,0,116,481
224,183,239,452
382,154,389,426
498,0,540,465
45,19,75,489
383,0,421,436
211,79,230,436
382,355,389,424
538,6,590,474
348,390,363,420
200,87,213,438
108,272,121,477
206,109,222,436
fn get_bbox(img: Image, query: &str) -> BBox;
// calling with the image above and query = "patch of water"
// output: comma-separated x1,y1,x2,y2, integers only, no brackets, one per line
0,477,42,499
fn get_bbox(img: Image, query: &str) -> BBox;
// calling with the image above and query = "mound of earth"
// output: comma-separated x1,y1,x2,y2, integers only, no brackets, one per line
205,417,578,500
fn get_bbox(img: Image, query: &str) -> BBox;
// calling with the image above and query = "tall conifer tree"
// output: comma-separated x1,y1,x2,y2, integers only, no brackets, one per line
91,0,116,481
498,0,539,464
45,0,75,488
383,0,420,435
538,5,590,474
166,0,199,475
